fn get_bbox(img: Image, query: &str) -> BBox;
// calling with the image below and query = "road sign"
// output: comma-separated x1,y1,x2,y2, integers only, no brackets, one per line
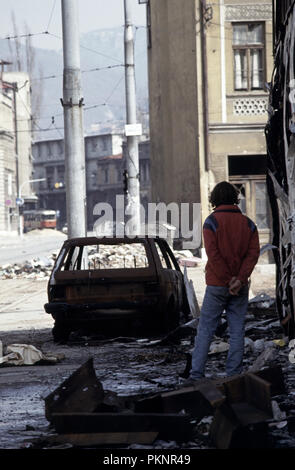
16,197,24,206
125,123,142,136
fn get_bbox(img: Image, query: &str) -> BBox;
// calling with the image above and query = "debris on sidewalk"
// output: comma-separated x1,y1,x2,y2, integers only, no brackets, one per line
45,359,105,422
44,358,194,446
0,255,56,280
208,340,229,355
183,266,200,318
249,343,278,372
38,356,289,450
179,257,202,268
0,343,64,366
248,293,275,310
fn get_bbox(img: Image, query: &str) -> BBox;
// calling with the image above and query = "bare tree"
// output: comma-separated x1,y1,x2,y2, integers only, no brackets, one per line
7,12,43,133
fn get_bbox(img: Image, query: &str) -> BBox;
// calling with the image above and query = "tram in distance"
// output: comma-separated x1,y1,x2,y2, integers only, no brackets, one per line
23,209,57,232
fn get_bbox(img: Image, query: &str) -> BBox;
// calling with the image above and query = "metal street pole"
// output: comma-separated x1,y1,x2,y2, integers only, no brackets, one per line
12,82,21,236
61,0,87,239
124,0,141,236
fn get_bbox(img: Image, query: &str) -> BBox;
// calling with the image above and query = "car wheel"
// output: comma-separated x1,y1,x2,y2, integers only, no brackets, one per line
52,319,71,343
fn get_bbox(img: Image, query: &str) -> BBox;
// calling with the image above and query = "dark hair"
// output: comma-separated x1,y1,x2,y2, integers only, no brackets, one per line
209,181,240,208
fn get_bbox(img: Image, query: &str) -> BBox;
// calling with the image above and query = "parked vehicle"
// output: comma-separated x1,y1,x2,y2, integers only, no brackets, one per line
23,210,57,232
44,236,189,342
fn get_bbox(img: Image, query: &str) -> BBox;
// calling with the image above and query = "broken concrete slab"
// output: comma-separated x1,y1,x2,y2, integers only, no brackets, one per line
210,402,271,449
160,382,226,421
45,358,104,422
244,373,272,415
248,343,278,372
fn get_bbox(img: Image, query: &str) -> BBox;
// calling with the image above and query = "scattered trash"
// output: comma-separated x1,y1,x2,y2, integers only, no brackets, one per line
249,343,278,372
179,257,201,267
0,343,64,366
244,337,254,353
38,357,286,450
208,340,229,355
273,338,287,347
248,293,275,310
253,338,267,353
183,266,200,319
271,400,287,422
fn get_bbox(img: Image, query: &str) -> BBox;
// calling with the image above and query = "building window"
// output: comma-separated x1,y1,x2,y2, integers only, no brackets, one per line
47,143,53,157
46,167,54,189
102,137,108,152
228,155,270,230
104,168,109,184
91,139,98,151
233,23,265,91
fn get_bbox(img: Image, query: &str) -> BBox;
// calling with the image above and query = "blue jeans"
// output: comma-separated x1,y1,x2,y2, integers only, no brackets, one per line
190,285,249,379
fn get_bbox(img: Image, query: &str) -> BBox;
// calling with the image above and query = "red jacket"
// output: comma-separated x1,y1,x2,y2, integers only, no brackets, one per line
203,204,260,286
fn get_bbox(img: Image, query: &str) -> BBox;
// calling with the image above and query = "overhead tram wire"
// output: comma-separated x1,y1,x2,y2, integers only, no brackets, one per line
29,64,125,83
6,70,128,133
1,30,124,64
45,32,123,64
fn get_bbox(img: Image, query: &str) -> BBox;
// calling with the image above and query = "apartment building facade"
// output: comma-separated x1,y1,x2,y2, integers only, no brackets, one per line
146,0,273,255
0,72,33,234
32,134,150,230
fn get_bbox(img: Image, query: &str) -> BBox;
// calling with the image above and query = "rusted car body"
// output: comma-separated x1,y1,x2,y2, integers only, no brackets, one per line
44,236,188,342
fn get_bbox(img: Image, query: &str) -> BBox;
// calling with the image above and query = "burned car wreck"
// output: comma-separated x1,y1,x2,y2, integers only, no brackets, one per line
44,236,189,342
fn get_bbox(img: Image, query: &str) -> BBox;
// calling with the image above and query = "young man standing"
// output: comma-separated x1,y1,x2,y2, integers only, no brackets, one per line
190,181,260,380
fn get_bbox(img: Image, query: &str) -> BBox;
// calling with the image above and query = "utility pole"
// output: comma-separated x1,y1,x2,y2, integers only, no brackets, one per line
124,0,141,236
61,0,87,239
12,82,21,236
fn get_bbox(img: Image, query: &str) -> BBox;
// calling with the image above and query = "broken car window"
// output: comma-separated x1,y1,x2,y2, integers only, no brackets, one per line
60,243,150,270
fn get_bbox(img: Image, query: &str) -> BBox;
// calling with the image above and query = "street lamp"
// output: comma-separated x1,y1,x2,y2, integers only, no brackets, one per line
17,178,46,238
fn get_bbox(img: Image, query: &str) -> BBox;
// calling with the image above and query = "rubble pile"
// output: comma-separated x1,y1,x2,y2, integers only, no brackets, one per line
86,245,196,269
0,254,57,280
88,243,200,269
15,300,295,449
0,244,197,278
29,353,294,450
87,244,149,269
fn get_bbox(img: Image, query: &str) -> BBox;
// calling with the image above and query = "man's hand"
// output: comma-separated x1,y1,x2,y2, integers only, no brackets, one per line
229,277,242,296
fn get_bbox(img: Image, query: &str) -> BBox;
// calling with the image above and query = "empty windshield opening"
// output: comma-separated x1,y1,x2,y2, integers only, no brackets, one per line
61,243,150,270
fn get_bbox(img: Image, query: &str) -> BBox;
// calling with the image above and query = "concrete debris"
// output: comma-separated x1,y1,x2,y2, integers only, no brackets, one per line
179,257,202,267
248,343,278,372
244,337,255,353
248,293,275,309
271,400,287,422
87,244,149,269
208,340,229,355
39,356,286,450
0,343,64,366
0,241,171,278
0,254,56,280
45,358,105,422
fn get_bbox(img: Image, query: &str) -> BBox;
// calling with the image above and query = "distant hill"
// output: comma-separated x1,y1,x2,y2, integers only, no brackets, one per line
0,26,149,141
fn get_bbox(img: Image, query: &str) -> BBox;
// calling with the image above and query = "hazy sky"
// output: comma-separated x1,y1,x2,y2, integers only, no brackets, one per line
0,0,147,49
